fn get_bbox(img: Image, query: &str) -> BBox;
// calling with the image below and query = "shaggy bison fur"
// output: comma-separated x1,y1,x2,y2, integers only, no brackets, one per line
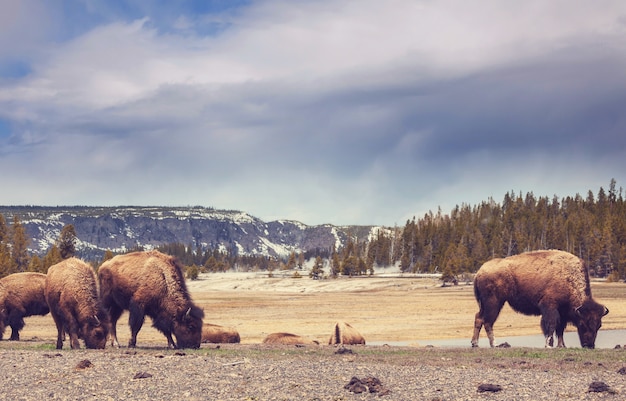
45,258,109,349
328,321,366,345
471,250,608,348
201,323,241,344
98,251,204,349
0,272,49,341
262,332,319,345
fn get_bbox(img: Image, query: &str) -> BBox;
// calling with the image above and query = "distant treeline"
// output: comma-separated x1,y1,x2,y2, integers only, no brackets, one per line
1,179,624,281
400,178,626,282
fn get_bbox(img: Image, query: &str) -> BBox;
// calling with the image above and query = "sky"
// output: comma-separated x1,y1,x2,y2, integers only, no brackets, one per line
0,1,625,226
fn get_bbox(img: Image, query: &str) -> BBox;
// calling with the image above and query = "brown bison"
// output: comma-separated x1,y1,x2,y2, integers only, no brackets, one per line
0,272,49,341
98,250,204,349
328,321,366,345
263,332,319,345
201,323,241,344
471,250,608,349
45,258,109,349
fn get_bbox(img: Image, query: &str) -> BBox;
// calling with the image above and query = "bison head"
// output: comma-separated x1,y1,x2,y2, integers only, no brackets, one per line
173,305,204,349
573,299,609,349
81,314,109,349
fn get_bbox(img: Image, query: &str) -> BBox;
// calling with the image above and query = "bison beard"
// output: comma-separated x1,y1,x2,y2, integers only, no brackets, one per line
471,250,608,349
98,251,204,349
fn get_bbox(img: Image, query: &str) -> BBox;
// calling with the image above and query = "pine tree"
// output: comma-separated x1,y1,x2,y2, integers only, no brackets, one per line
57,224,78,259
285,251,297,270
309,256,324,280
102,249,115,264
329,247,340,278
28,254,44,273
0,214,11,278
10,215,30,273
43,245,63,272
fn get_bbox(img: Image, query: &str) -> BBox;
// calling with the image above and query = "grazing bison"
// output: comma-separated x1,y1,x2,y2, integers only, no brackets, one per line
471,250,608,349
328,322,366,345
98,251,204,349
45,258,109,349
263,332,319,345
202,323,241,344
0,272,49,341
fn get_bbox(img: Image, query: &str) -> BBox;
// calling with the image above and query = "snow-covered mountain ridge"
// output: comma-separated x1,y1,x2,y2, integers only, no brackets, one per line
0,206,386,260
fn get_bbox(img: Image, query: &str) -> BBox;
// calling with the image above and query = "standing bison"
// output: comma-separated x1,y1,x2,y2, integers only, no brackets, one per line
98,251,204,349
471,250,608,349
0,272,49,341
45,258,109,349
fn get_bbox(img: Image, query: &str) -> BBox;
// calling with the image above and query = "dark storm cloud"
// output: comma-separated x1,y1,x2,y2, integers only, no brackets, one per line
0,1,625,225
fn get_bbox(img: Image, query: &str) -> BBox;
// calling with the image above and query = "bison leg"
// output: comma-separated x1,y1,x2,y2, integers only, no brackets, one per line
64,319,81,349
471,312,483,347
127,303,145,348
107,305,123,348
555,314,568,348
471,297,504,348
539,305,559,348
9,325,20,341
51,313,65,349
165,332,177,349
7,310,25,341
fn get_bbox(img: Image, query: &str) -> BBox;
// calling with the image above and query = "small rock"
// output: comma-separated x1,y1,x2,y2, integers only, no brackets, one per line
588,381,615,393
617,367,626,375
43,353,63,358
133,372,153,379
344,377,367,394
334,346,354,355
496,342,511,348
477,383,502,393
174,351,186,356
614,344,621,349
75,359,93,370
345,376,390,396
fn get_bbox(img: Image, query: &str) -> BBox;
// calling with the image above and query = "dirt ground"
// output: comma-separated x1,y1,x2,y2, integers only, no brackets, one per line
11,272,626,348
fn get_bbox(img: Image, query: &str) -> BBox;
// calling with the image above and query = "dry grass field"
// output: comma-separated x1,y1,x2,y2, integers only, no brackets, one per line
10,272,626,348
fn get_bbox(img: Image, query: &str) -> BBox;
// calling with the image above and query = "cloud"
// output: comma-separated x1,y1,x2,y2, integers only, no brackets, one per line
0,1,625,225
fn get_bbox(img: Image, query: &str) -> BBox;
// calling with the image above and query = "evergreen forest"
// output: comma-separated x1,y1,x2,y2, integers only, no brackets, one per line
0,179,624,282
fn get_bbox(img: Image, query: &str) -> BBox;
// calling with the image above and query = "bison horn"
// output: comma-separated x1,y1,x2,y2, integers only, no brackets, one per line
603,307,609,316
185,308,192,319
93,315,101,326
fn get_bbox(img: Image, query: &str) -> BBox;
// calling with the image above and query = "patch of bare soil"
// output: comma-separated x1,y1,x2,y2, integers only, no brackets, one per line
2,274,626,400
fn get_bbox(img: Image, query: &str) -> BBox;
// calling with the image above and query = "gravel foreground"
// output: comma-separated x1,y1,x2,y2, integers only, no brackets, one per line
1,343,626,400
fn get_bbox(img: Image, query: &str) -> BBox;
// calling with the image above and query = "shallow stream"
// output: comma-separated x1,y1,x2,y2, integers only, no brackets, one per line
369,329,626,349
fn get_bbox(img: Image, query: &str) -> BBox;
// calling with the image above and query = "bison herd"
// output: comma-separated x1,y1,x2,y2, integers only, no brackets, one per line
0,249,611,350
0,250,366,349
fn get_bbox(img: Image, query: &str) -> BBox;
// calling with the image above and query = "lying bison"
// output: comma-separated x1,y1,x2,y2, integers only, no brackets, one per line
0,272,49,341
471,250,608,349
328,321,366,345
263,332,319,345
98,251,204,349
45,258,109,349
202,323,241,344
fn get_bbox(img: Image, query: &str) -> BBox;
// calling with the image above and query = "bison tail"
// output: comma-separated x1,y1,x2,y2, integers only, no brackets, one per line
334,323,341,345
473,281,480,301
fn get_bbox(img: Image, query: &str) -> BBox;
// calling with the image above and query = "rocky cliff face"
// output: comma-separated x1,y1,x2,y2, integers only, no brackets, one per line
0,206,382,260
